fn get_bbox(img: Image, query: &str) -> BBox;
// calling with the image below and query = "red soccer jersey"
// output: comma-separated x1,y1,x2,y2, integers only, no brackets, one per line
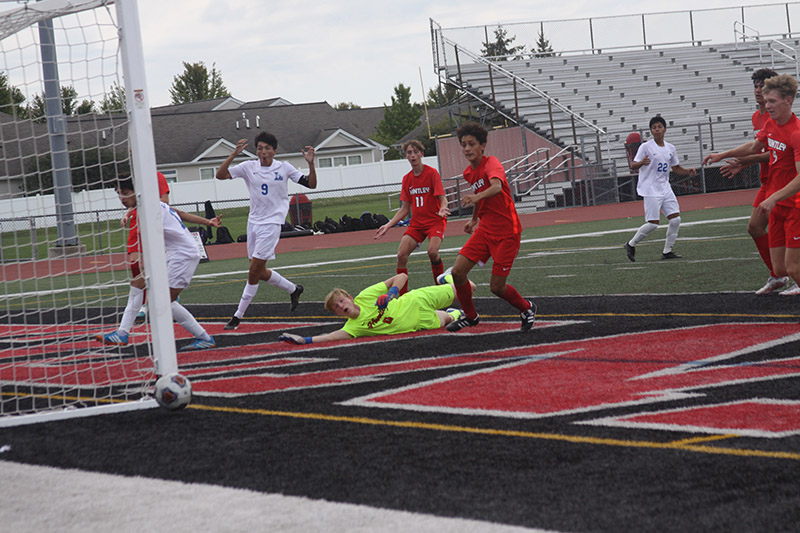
400,165,446,229
752,110,772,183
757,114,800,208
463,155,521,235
127,172,171,254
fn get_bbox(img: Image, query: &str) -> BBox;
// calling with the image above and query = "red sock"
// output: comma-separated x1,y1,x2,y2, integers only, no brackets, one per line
397,268,409,295
754,234,774,276
500,283,530,312
431,260,444,282
455,281,477,320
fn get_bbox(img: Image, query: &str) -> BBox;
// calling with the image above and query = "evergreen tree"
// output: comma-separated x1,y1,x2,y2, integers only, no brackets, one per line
169,61,231,104
0,72,27,117
100,81,126,113
373,83,422,149
481,26,526,61
533,26,556,58
426,84,461,107
334,101,361,110
29,85,95,120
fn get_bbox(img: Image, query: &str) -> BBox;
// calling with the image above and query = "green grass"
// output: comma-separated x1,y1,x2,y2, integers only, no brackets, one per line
2,204,762,311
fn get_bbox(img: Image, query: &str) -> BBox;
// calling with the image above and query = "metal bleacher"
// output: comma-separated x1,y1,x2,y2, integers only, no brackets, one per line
437,38,800,174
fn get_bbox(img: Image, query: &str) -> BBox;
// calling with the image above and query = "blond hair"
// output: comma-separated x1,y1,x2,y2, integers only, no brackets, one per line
324,288,352,314
764,74,799,100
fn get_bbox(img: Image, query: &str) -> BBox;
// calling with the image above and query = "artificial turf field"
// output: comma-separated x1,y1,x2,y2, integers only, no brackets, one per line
2,193,800,532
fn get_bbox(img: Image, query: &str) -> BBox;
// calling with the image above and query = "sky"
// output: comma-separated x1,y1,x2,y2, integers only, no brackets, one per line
2,0,793,109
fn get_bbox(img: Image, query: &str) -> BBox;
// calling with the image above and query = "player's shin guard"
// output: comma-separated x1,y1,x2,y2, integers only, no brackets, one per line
754,233,775,275
397,268,409,295
500,283,530,312
664,217,681,253
171,301,211,341
234,283,259,319
455,281,477,320
629,222,658,246
118,286,144,335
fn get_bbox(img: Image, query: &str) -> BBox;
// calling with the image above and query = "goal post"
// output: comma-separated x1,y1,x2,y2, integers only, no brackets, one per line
0,0,178,427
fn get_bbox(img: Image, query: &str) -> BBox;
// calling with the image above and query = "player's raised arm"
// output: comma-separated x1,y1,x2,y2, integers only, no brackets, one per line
216,139,248,180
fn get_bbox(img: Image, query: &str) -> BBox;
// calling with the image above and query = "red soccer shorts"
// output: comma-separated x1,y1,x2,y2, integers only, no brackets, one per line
768,204,800,248
404,219,446,244
752,182,769,208
459,227,521,276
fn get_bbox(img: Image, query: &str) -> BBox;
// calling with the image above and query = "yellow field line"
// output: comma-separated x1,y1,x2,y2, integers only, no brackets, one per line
188,404,800,461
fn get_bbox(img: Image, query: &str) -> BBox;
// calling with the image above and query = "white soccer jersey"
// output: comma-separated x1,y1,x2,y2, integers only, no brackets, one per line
160,202,201,260
634,139,680,197
229,159,304,225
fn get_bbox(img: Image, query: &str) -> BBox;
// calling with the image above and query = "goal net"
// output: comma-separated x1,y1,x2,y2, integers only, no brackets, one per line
0,0,177,426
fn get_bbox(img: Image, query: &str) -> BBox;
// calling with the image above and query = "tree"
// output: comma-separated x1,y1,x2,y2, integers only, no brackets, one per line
100,81,126,113
169,61,231,104
481,26,526,61
373,83,422,151
533,26,556,58
334,101,361,110
24,146,129,195
0,72,27,117
29,85,95,120
426,84,462,107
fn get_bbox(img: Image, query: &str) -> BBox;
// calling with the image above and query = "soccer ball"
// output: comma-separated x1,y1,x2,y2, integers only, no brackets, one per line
153,373,192,410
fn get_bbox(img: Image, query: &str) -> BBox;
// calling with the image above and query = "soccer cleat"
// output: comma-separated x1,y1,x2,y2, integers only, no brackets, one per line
446,313,480,332
135,306,146,324
661,251,682,260
96,330,129,346
224,316,240,330
520,301,537,332
436,267,454,285
624,243,635,262
180,336,216,351
780,284,800,296
755,276,790,295
290,284,304,312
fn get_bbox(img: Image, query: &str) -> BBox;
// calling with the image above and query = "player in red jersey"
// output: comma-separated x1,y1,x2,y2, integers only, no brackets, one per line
718,68,787,294
446,122,536,332
375,140,449,293
704,74,800,294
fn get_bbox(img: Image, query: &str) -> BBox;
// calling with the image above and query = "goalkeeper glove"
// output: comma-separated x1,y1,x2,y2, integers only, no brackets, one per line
278,333,312,345
376,286,400,310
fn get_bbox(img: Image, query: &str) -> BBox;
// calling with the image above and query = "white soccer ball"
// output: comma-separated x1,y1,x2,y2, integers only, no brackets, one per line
154,373,192,410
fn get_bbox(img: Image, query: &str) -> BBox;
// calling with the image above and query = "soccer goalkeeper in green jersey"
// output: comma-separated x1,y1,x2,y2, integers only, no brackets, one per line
278,272,477,345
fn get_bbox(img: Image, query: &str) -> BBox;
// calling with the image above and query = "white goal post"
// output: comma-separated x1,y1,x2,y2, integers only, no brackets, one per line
0,0,178,427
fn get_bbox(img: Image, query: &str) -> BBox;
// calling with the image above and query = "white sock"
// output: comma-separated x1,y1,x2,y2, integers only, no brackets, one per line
118,286,144,335
234,283,259,319
267,270,297,294
171,301,211,340
629,222,658,246
664,217,681,253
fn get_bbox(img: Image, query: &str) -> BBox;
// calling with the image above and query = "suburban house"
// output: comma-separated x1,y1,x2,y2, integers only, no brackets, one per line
0,97,390,199
148,97,387,183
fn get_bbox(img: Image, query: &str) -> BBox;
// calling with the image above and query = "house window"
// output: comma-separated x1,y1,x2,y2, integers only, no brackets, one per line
160,169,178,183
200,168,215,180
318,157,332,168
333,156,347,167
348,155,362,165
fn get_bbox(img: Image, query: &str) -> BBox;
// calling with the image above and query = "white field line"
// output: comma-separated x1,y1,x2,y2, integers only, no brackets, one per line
5,216,749,299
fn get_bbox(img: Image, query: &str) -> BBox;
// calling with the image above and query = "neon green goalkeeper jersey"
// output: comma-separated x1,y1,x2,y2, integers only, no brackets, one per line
341,282,424,337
